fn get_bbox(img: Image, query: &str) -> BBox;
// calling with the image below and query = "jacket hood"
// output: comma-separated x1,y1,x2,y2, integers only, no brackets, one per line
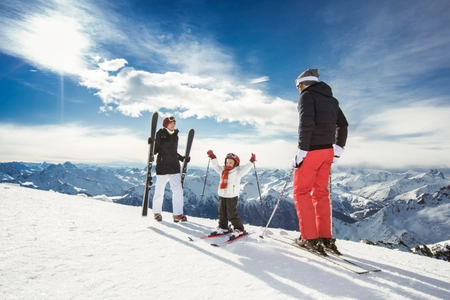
303,82,333,97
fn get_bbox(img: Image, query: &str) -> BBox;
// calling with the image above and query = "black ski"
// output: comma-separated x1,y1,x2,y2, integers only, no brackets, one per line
141,112,158,217
181,128,195,188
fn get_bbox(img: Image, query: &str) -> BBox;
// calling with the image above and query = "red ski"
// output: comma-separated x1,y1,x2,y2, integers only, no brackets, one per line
211,232,252,247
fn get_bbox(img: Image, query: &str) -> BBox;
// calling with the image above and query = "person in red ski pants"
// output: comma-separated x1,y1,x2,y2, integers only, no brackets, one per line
291,68,348,254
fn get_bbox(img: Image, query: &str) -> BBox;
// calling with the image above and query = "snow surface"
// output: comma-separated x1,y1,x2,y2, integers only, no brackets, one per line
1,183,449,300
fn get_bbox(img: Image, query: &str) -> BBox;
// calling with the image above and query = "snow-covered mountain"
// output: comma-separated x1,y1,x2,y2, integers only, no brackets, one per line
1,161,449,252
0,161,140,196
334,184,450,246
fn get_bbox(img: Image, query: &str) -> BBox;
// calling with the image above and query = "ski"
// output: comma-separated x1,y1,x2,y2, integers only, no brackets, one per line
279,235,381,272
324,249,381,273
211,232,252,247
181,128,195,188
188,232,231,241
141,112,158,217
264,234,373,274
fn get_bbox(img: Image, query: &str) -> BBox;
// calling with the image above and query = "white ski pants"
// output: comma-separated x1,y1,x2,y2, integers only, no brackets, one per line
152,173,184,215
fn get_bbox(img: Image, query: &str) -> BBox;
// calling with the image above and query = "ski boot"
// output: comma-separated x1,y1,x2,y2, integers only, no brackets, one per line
321,238,341,255
295,237,327,256
209,225,232,236
173,214,187,222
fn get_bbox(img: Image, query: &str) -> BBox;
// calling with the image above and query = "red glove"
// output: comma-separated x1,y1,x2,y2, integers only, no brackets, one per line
207,150,216,159
250,153,256,163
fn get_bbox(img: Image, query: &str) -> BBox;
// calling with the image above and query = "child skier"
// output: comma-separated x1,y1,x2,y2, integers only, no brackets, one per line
206,150,256,239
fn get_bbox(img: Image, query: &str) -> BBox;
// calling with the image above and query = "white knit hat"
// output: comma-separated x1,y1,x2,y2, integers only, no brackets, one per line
295,68,319,87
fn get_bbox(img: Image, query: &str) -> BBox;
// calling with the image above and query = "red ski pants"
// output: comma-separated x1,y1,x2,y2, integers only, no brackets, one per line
293,148,333,240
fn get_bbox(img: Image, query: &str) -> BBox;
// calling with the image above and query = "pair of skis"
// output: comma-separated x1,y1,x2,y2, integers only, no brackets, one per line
188,228,380,274
264,233,381,274
189,229,380,274
141,112,195,217
188,231,252,247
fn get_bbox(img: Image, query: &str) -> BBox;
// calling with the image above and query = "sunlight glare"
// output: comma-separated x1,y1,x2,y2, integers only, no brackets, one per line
27,15,89,75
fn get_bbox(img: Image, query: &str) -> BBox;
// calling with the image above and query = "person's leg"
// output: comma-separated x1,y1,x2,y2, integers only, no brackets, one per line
311,149,333,238
152,174,169,214
168,173,184,215
217,196,229,229
292,151,326,240
227,196,244,231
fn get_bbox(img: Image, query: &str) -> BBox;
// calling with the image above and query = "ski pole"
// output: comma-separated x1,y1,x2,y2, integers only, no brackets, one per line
259,168,294,238
201,158,210,199
329,169,332,235
253,162,263,205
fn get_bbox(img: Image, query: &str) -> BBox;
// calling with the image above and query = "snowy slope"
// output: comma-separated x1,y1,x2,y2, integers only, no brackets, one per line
1,183,450,300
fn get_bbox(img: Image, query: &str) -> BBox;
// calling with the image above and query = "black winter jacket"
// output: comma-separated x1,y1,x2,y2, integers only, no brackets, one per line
298,82,348,151
154,128,182,175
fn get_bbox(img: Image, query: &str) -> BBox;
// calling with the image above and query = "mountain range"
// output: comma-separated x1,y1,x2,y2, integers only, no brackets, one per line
1,161,449,259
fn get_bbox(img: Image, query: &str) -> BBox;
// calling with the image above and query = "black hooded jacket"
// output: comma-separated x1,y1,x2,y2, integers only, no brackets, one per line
298,81,348,151
154,128,182,175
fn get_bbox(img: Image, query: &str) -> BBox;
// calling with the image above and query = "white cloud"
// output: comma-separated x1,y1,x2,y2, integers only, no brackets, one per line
80,66,298,127
98,59,128,72
249,76,270,84
343,104,450,169
0,1,99,75
0,124,145,166
0,123,297,169
1,119,449,170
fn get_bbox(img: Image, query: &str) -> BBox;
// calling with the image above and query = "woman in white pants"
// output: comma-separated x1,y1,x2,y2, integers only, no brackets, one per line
152,116,189,222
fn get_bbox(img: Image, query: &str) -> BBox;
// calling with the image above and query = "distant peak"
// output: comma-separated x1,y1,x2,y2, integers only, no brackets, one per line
63,162,77,169
427,169,444,179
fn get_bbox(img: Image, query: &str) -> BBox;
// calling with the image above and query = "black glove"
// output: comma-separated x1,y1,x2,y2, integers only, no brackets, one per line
148,137,153,144
185,156,191,163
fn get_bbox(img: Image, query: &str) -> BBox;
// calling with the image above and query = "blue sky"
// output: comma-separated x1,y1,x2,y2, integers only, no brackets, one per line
1,0,449,170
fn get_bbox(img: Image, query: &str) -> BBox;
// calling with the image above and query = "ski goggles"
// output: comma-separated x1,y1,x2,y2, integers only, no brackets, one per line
168,116,176,122
226,153,237,158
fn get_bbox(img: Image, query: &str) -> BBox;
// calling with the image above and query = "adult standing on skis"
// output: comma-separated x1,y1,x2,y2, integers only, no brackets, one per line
207,151,256,239
292,68,348,254
152,116,189,222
